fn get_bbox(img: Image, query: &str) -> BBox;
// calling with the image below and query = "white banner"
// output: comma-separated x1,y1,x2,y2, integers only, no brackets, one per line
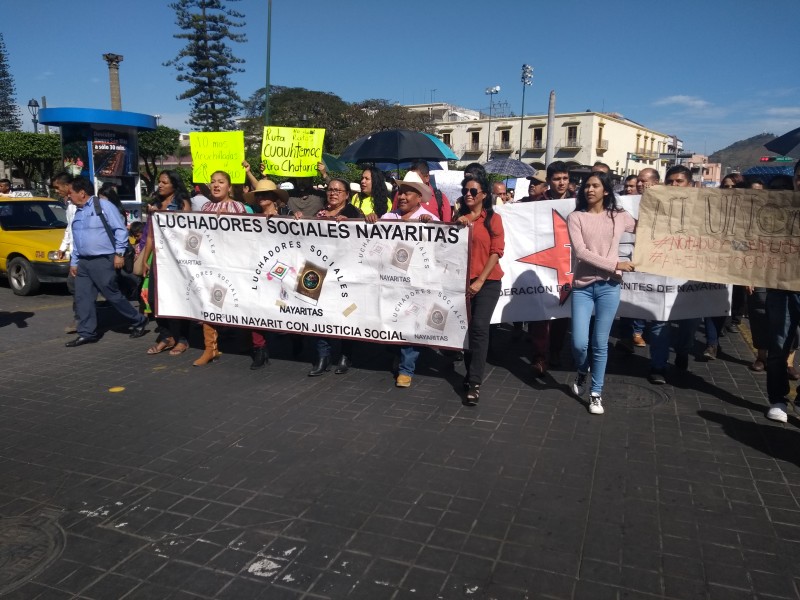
152,214,470,349
491,197,731,323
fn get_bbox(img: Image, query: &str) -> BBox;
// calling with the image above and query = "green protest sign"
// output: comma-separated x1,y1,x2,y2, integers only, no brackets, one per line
190,131,245,184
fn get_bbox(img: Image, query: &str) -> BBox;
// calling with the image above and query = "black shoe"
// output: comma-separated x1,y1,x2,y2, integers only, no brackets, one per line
464,383,480,406
675,353,689,371
308,356,330,377
726,323,740,333
334,355,351,375
129,322,147,338
648,369,666,385
250,347,269,370
65,336,98,347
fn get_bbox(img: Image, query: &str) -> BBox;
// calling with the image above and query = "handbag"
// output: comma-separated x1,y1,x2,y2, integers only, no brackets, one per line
94,197,135,273
132,251,146,276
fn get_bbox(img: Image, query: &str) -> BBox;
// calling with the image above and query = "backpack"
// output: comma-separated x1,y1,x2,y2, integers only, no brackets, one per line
432,187,444,220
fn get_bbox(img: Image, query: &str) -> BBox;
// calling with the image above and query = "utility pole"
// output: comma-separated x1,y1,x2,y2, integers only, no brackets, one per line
519,64,532,158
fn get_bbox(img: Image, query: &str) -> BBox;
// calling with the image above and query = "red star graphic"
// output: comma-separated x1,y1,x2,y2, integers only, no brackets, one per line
517,208,573,304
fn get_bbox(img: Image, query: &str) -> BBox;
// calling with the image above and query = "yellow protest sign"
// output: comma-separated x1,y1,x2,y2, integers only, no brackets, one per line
189,131,245,184
261,127,325,177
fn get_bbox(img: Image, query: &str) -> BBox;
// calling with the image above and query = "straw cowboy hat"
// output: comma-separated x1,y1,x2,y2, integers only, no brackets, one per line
244,179,289,203
397,171,432,202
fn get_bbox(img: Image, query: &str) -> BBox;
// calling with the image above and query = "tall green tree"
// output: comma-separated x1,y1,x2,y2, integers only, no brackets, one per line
164,0,246,131
0,33,21,131
0,132,60,187
242,87,433,155
138,126,180,194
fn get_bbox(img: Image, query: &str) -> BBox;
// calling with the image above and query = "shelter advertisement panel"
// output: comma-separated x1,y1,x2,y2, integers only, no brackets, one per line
491,198,732,323
152,214,470,349
92,128,137,177
633,187,800,290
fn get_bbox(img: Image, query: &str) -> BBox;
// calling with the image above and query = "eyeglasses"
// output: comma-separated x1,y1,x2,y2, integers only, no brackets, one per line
327,188,347,194
462,187,481,197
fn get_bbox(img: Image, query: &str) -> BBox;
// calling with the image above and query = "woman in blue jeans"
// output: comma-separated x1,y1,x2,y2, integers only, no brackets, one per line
567,172,636,415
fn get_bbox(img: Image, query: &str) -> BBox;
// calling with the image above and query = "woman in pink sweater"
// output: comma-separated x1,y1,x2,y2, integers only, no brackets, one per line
567,172,636,415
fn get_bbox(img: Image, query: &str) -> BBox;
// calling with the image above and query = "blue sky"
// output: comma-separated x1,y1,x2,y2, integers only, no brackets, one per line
6,0,799,155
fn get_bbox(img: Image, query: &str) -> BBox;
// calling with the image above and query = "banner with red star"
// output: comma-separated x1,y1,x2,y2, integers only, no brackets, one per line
491,198,732,323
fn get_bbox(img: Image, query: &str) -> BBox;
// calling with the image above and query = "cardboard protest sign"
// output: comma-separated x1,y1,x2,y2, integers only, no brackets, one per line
152,214,470,349
189,132,245,184
261,127,325,177
633,187,800,290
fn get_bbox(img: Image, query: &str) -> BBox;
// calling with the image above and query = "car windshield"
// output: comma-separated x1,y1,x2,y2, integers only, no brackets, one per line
0,201,67,230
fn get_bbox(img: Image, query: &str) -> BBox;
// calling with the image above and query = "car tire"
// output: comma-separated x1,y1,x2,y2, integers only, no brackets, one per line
7,257,40,296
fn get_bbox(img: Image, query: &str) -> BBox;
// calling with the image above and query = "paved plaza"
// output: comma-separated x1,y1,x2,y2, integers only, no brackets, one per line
1,282,800,599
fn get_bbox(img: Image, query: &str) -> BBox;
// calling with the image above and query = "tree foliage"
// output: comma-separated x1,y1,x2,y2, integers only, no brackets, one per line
242,87,433,155
138,126,181,194
0,132,60,187
165,0,246,131
0,33,21,131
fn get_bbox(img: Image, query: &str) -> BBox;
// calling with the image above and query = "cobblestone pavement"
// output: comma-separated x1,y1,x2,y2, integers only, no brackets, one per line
1,281,799,599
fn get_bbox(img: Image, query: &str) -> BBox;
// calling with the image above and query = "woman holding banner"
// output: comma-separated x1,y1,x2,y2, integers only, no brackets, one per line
308,178,363,376
455,173,504,405
567,172,636,415
194,171,248,367
142,170,192,356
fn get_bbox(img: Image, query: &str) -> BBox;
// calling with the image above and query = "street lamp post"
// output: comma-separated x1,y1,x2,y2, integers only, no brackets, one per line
484,85,500,161
27,99,39,133
518,65,532,158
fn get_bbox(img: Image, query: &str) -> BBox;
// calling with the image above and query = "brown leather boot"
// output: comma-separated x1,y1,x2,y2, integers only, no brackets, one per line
193,324,221,366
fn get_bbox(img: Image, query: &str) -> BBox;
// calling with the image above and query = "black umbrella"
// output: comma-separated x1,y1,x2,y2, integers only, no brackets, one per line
339,129,451,164
483,158,535,178
764,126,800,156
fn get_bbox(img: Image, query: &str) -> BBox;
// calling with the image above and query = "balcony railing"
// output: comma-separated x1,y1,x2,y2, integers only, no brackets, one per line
525,140,545,151
556,138,582,151
462,143,482,154
492,142,514,153
596,139,609,151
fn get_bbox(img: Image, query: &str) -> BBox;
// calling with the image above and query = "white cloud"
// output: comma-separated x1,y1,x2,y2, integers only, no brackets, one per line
653,95,711,110
765,107,800,118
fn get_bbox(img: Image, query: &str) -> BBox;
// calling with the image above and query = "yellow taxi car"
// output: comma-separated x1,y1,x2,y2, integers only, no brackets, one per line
0,196,70,295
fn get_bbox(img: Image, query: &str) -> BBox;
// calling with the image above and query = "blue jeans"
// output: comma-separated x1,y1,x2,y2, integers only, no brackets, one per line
766,290,800,403
399,346,419,376
571,280,620,394
649,318,701,369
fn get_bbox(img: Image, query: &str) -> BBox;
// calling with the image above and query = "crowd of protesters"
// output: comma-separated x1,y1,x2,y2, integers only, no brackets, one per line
52,158,800,417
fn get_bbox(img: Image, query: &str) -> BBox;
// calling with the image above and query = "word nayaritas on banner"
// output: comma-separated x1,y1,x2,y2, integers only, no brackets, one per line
261,127,325,177
491,198,732,323
189,131,246,184
633,187,800,290
152,214,470,349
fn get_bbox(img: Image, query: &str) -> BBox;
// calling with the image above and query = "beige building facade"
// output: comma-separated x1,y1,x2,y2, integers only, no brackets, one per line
406,103,676,179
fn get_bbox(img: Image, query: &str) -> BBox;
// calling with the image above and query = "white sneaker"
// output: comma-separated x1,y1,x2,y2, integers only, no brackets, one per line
572,372,588,397
589,393,604,415
767,402,788,423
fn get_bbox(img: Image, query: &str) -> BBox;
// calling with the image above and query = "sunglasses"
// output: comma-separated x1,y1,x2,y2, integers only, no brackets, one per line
462,187,481,197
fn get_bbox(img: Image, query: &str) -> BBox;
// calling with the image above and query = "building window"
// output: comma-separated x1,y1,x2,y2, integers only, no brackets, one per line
501,130,510,148
567,126,578,146
533,127,543,149
442,133,451,147
470,131,480,151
